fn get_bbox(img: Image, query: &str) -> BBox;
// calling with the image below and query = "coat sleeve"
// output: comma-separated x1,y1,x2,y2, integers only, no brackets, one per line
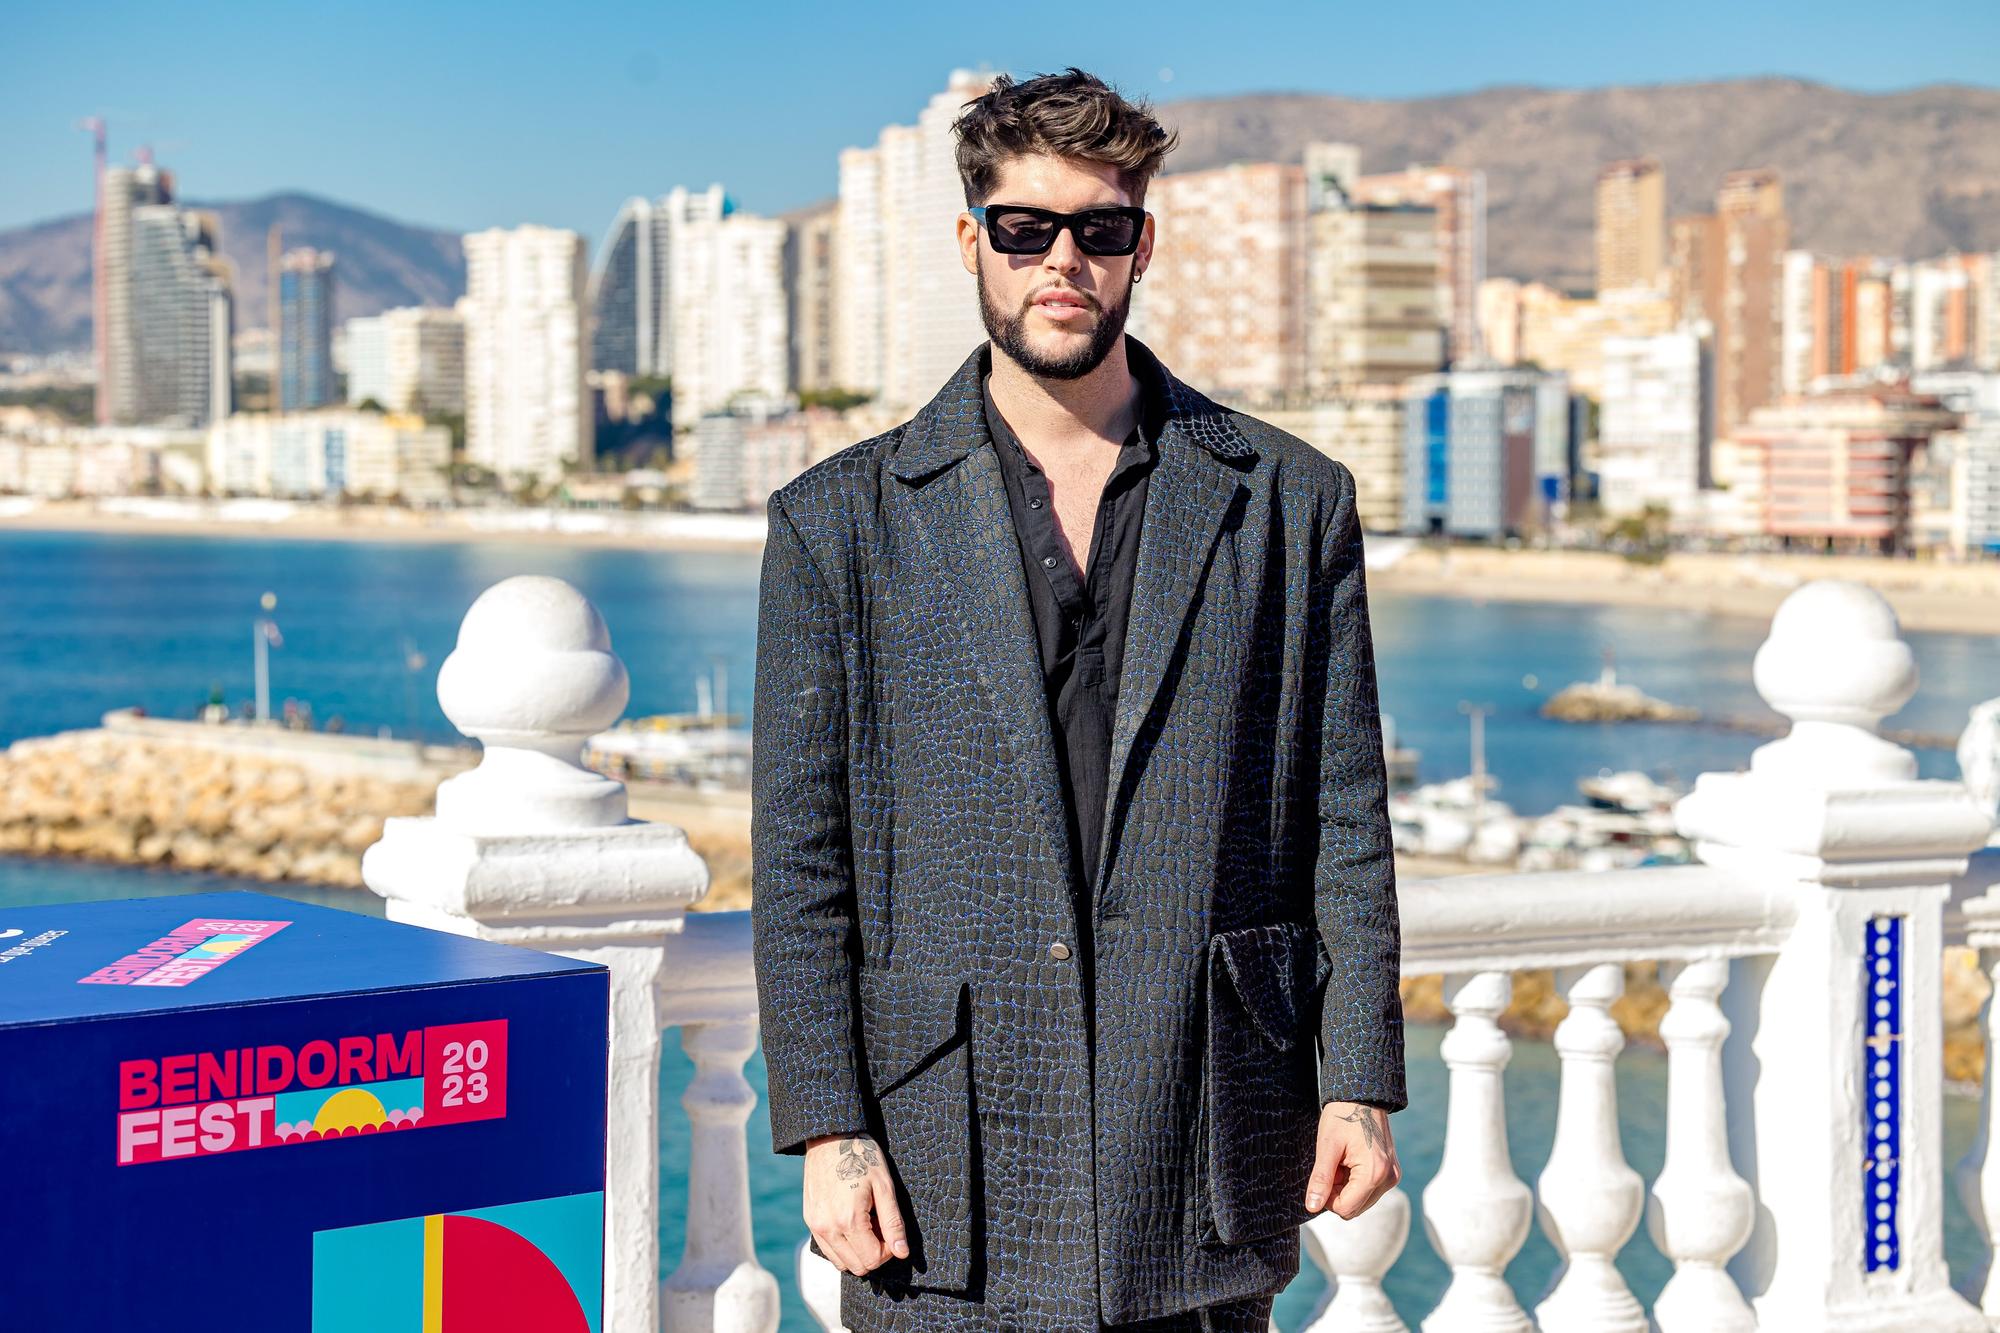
1311,461,1409,1114
751,491,870,1155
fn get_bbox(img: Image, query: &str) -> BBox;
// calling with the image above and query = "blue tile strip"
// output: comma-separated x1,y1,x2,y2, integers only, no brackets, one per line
1864,913,1902,1273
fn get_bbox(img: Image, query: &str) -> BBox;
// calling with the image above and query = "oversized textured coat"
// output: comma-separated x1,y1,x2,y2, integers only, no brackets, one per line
750,336,1407,1331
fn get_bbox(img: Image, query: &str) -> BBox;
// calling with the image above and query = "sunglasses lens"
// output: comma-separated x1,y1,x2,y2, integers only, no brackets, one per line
993,211,1056,253
1078,210,1140,254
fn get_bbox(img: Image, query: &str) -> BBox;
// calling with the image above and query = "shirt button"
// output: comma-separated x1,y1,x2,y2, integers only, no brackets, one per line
1049,940,1072,960
1041,555,1057,568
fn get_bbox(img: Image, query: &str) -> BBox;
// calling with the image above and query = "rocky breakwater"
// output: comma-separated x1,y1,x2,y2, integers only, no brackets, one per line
0,726,467,888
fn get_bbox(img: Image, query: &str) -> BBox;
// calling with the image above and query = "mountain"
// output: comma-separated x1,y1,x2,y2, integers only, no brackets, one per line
4,78,1998,353
0,192,464,354
1156,76,2000,293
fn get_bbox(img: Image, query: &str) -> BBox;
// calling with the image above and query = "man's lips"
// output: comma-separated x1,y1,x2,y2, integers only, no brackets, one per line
1031,290,1093,321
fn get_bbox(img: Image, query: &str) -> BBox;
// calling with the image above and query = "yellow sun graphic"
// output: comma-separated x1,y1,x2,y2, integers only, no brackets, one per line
313,1087,390,1133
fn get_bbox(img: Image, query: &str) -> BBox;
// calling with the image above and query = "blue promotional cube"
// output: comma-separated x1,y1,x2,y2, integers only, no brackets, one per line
0,890,609,1332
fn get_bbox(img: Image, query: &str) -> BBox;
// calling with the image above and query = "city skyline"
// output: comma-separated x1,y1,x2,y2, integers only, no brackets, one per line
6,0,1998,241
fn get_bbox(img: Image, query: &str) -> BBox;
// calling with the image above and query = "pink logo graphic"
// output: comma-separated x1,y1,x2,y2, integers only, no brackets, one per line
78,918,290,987
115,1020,509,1165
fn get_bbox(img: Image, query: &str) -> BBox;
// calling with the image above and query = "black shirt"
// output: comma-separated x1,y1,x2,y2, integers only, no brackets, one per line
981,357,1167,924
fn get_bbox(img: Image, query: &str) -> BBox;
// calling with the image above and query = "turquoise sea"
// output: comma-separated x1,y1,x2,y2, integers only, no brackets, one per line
3,528,1996,1327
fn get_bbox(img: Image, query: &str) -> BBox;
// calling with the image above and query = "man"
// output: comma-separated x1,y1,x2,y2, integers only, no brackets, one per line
752,68,1405,1333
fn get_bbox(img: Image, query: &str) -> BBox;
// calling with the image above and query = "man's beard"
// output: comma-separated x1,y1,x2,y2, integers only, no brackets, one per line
977,264,1132,381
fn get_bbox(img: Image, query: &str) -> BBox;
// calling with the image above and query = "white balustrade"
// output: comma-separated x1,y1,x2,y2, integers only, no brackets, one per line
1532,962,1645,1331
1645,958,1756,1331
1420,969,1536,1330
362,575,775,1333
359,572,2000,1332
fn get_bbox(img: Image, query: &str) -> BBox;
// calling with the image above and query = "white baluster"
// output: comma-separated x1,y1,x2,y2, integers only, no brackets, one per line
663,1018,782,1332
363,574,721,1333
1419,969,1535,1332
1953,946,2000,1316
1676,578,1992,1329
797,1237,847,1332
1645,958,1755,1331
1297,1188,1411,1332
1531,961,1645,1331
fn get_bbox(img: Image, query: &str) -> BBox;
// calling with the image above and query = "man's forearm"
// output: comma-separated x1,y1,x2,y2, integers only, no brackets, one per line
751,495,871,1155
1311,464,1409,1114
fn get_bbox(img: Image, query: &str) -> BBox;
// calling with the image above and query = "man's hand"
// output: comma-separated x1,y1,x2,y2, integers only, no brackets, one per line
1304,1101,1400,1219
803,1132,910,1275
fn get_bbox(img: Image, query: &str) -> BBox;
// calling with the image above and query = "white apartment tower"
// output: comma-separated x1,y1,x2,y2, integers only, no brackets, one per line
462,225,590,485
586,185,728,377
1597,326,1714,517
344,306,466,415
669,212,790,425
833,70,996,409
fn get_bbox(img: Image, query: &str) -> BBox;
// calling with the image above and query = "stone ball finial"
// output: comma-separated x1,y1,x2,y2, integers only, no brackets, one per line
433,575,631,833
1752,579,1916,732
438,575,630,743
1745,579,1918,788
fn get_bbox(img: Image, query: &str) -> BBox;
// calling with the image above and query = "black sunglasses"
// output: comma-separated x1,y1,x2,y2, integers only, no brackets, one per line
968,204,1147,257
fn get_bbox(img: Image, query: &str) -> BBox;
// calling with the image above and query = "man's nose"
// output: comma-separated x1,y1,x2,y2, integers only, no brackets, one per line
1042,226,1084,275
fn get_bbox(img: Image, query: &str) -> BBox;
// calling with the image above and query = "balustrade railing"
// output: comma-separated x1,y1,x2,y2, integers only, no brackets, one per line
363,573,1998,1332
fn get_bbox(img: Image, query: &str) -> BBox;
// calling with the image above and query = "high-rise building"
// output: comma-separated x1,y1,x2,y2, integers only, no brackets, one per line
1909,254,1987,372
1596,158,1667,294
1596,326,1714,517
1128,162,1309,406
1673,171,1790,439
586,186,728,377
668,210,790,425
1514,283,1677,399
128,206,233,427
786,203,838,395
1715,170,1790,436
1302,144,1445,395
1729,382,1958,553
461,226,589,485
833,144,886,398
832,71,996,410
94,163,172,425
344,306,465,416
1259,386,1408,530
1401,366,1569,537
278,248,336,411
1351,163,1487,364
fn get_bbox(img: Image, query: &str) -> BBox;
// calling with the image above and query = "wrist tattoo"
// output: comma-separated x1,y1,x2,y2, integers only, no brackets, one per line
1337,1104,1389,1155
834,1133,881,1186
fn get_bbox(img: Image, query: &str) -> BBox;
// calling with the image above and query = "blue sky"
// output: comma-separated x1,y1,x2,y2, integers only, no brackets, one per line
5,0,1996,248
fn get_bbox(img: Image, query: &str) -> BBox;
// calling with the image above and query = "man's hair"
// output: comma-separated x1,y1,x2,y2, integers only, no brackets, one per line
954,67,1180,209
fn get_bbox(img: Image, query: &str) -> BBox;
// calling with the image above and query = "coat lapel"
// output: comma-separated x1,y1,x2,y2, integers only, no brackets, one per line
891,346,1078,887
888,337,1258,913
1089,346,1256,897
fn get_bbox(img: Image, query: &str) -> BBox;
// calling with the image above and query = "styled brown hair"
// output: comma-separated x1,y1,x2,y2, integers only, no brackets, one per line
954,67,1180,209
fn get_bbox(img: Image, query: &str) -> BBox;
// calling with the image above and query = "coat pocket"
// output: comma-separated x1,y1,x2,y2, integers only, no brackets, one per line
1190,920,1335,1247
832,968,977,1293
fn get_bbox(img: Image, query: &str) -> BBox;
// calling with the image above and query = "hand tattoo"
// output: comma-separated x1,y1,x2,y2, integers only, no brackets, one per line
833,1133,881,1187
1336,1103,1389,1156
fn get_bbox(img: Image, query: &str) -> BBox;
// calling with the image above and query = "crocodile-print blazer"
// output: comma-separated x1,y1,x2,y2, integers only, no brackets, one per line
751,335,1406,1331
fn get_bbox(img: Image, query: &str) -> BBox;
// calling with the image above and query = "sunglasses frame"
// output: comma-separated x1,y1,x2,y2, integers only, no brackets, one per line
968,204,1149,257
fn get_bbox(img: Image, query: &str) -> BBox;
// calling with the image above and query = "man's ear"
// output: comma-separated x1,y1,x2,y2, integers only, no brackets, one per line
956,211,980,277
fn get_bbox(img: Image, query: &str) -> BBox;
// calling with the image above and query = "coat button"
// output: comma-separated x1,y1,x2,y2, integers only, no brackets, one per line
1041,555,1057,568
1029,497,1044,509
1049,940,1072,960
